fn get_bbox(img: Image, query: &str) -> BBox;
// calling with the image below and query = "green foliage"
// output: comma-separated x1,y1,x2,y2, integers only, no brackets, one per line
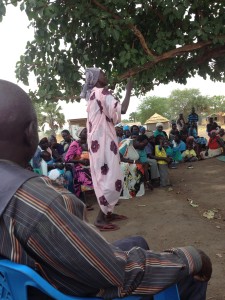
209,95,225,113
168,88,210,119
137,89,225,124
0,0,225,102
137,96,171,124
33,101,65,134
121,118,129,123
129,112,139,122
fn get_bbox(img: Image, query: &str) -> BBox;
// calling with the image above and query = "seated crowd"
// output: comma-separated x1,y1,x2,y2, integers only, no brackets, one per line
30,110,225,209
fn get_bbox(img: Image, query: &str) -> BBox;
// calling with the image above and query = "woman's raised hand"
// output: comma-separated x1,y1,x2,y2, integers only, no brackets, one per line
126,78,133,92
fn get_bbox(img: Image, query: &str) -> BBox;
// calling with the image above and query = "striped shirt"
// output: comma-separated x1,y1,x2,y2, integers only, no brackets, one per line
188,113,199,124
0,175,202,298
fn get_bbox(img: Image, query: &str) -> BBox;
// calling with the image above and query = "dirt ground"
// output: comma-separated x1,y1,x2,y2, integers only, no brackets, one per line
87,157,225,300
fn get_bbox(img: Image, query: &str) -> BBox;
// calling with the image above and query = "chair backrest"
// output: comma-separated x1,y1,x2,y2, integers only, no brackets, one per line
154,284,180,300
0,259,179,300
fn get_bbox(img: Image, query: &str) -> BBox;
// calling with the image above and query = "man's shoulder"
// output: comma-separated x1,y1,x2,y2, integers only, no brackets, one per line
20,176,64,204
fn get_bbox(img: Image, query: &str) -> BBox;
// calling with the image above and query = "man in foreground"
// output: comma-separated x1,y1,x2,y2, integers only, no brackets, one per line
0,80,212,300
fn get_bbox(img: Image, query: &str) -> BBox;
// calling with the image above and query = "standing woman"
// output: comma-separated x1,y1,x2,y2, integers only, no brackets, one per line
80,68,133,231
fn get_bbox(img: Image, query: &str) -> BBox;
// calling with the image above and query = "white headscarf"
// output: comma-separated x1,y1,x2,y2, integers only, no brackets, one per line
156,122,163,128
76,127,85,138
80,68,101,100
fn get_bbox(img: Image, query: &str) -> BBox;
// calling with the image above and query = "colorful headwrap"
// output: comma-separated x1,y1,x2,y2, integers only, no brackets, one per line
80,68,101,100
210,130,217,134
123,125,130,131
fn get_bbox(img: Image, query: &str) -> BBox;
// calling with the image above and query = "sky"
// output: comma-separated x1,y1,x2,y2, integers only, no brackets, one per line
0,6,225,125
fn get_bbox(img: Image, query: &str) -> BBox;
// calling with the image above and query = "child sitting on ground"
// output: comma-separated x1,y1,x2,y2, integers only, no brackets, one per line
155,137,171,187
182,144,198,162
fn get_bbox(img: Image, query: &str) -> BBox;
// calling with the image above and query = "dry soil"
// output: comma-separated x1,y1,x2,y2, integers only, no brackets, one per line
87,158,225,300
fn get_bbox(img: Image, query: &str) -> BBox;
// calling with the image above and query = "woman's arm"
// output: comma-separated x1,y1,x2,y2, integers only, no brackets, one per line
121,79,133,114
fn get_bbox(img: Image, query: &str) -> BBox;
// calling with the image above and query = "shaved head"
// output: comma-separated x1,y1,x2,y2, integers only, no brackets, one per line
0,80,38,166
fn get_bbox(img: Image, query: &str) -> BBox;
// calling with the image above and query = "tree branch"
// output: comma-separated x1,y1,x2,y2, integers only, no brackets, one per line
118,35,225,80
91,0,156,58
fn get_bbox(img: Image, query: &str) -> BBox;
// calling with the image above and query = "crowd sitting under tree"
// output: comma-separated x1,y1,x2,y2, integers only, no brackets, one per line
30,107,225,231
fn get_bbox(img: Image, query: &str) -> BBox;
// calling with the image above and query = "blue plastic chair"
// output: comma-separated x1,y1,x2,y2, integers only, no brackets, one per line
0,259,180,300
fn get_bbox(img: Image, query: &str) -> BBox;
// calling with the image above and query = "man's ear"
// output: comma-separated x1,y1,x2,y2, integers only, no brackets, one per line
24,121,38,147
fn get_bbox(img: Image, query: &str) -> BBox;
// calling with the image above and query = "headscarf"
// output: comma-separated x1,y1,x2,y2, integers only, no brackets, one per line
76,127,85,138
156,122,163,128
123,125,130,131
210,130,217,136
139,126,146,133
80,68,101,100
115,123,123,128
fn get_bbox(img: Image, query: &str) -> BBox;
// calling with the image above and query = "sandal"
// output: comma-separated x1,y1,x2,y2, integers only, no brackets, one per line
106,213,128,222
95,223,120,231
86,205,94,211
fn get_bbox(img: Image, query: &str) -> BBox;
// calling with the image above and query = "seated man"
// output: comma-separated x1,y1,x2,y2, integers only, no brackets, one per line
60,129,75,154
0,80,212,300
48,135,64,160
169,122,179,141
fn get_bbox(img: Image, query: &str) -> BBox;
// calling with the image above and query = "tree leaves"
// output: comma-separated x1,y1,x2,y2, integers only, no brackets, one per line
0,0,225,102
33,101,65,134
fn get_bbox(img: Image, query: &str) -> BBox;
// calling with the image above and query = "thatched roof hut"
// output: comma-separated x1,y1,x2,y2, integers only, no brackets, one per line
145,113,170,130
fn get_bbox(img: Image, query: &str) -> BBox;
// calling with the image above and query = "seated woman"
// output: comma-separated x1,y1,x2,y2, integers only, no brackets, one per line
200,130,225,159
155,137,171,187
170,134,186,165
154,123,168,144
119,138,145,199
133,134,154,190
172,134,186,153
122,125,131,140
65,127,93,198
188,122,198,138
219,128,225,141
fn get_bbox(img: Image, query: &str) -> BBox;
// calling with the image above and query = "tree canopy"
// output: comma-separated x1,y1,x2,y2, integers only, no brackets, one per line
137,96,171,124
0,0,224,102
169,88,210,119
